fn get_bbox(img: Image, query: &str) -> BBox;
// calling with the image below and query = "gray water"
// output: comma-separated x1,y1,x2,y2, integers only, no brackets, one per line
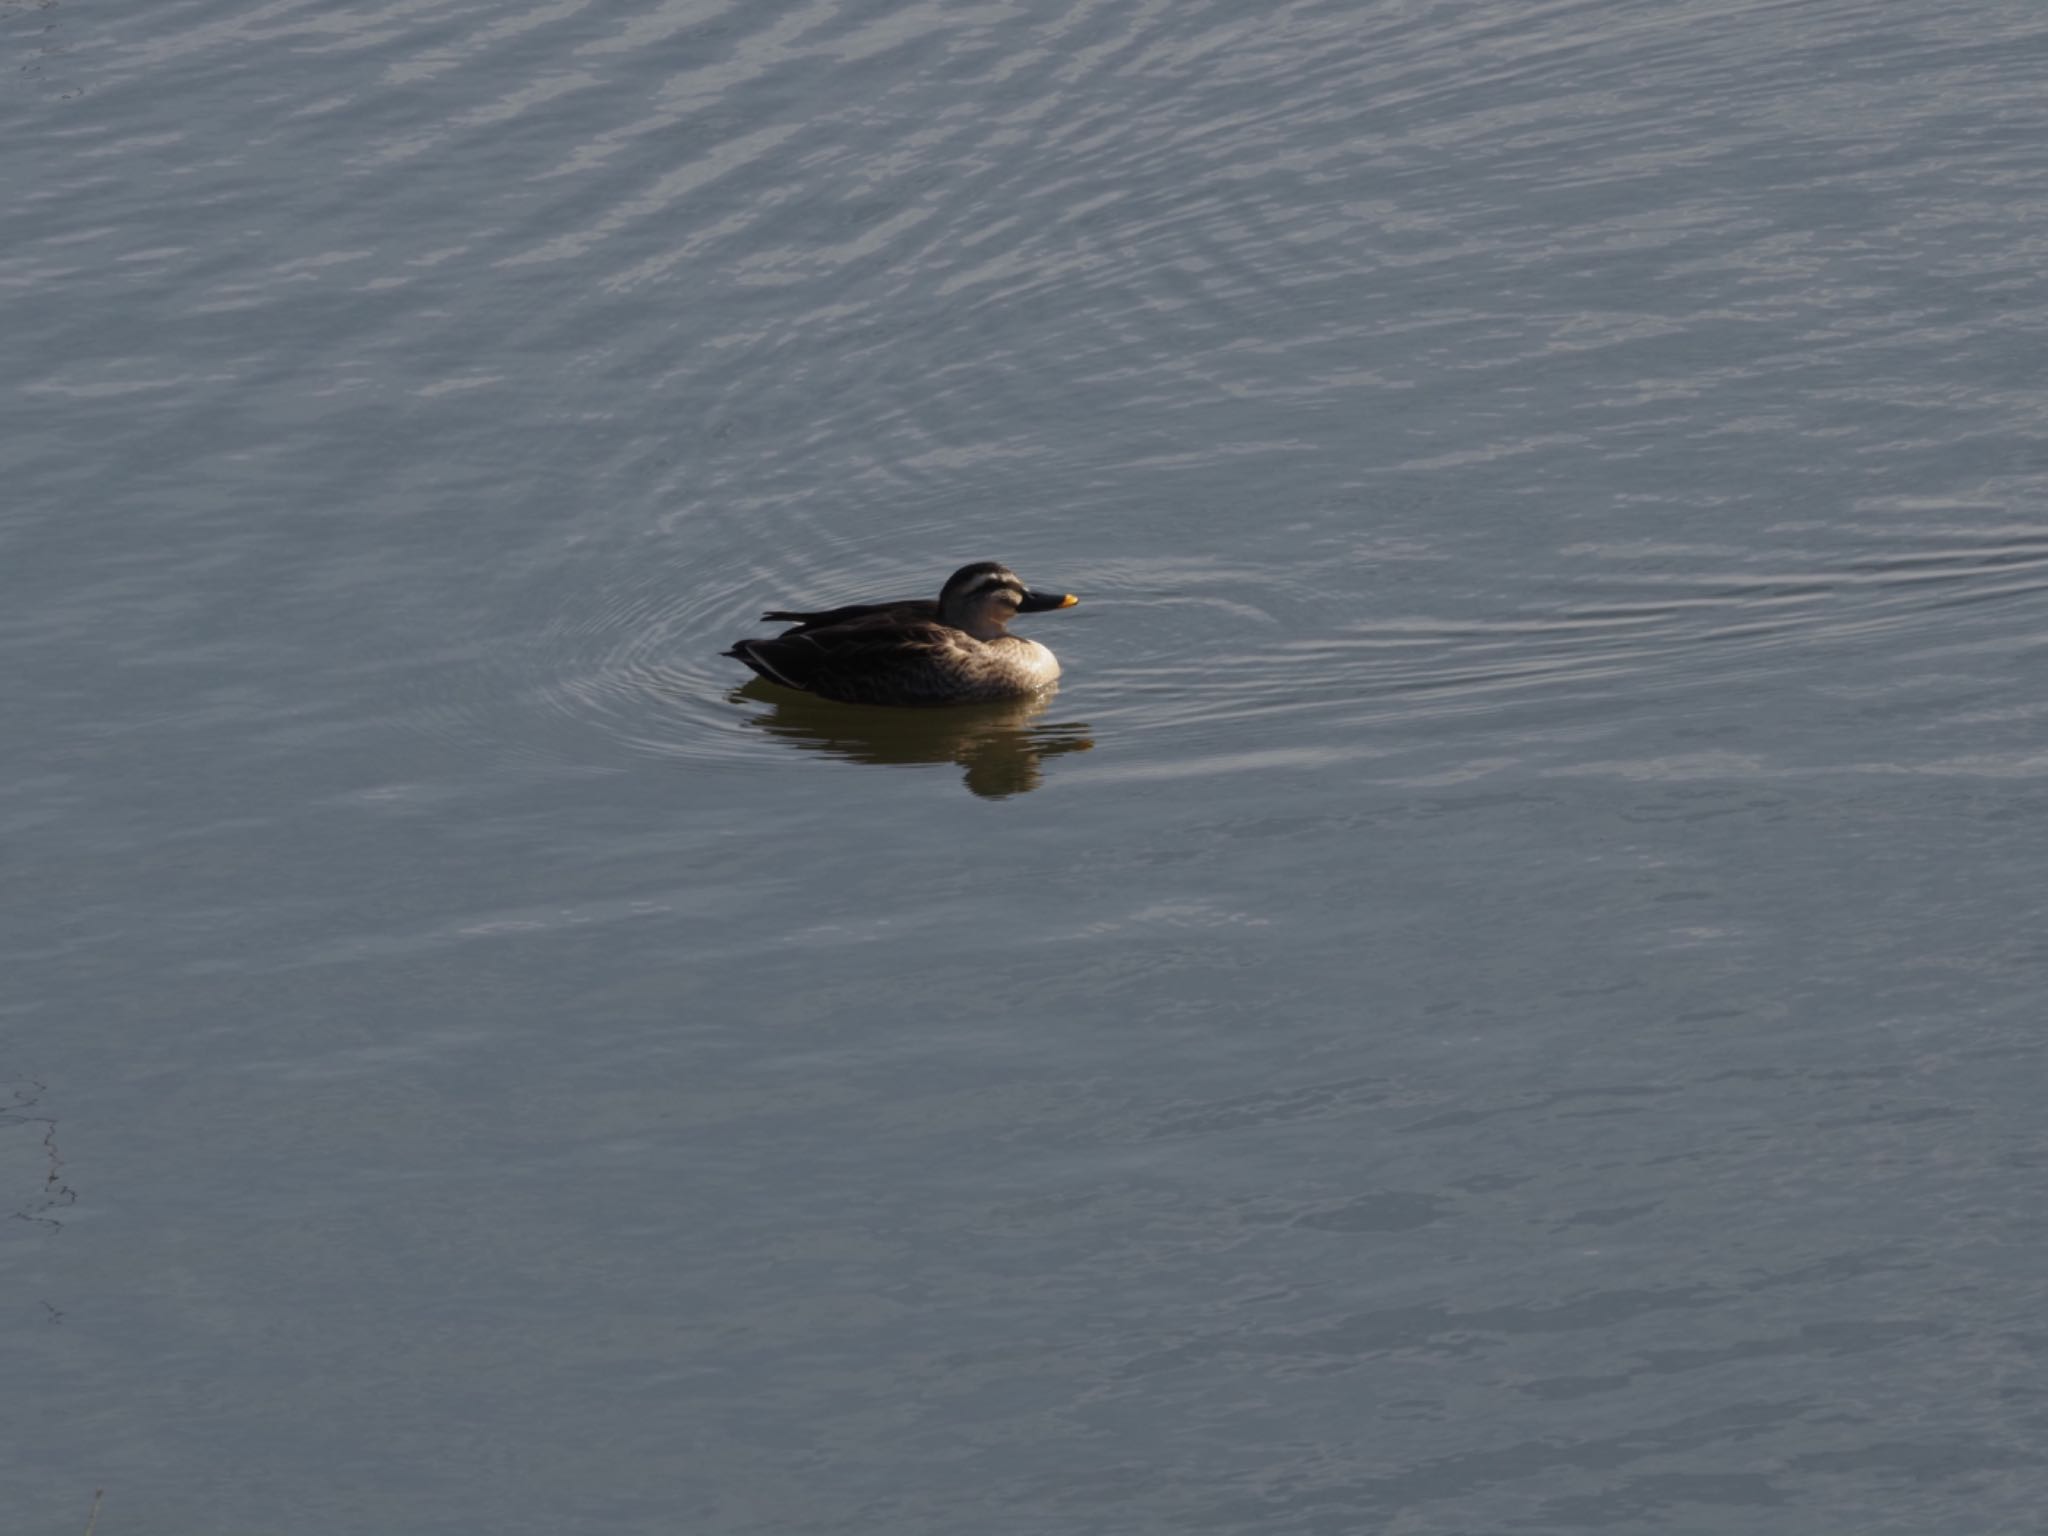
7,0,2048,1530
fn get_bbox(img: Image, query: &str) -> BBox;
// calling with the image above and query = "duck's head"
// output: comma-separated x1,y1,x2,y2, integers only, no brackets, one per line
937,561,1078,637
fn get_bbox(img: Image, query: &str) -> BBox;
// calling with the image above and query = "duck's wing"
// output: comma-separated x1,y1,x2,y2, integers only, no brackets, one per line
760,598,938,634
724,619,978,705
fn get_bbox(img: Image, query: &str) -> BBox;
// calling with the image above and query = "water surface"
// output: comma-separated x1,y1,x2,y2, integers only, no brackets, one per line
7,0,2048,1530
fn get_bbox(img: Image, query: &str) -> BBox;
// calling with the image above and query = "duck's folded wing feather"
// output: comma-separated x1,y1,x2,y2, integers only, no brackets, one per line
725,621,975,704
761,598,937,634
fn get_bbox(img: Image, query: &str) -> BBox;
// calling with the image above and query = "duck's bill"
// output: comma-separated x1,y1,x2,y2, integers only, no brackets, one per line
1018,590,1080,612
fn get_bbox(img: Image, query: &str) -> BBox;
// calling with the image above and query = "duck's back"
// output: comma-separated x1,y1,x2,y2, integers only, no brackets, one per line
761,598,936,635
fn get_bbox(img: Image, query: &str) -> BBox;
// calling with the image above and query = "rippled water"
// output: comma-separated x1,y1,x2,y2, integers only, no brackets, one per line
8,0,2048,1530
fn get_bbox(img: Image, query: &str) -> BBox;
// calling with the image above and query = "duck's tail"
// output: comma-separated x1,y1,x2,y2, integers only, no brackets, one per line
724,638,807,692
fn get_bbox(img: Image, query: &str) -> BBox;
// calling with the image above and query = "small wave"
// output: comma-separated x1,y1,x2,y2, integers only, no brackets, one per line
510,515,2048,787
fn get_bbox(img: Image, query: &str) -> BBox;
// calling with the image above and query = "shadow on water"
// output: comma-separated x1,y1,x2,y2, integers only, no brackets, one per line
732,682,1092,799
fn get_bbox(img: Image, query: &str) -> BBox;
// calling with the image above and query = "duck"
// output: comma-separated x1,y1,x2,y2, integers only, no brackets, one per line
724,561,1079,706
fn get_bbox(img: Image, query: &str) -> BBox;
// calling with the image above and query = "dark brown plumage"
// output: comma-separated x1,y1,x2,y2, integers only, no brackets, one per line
758,598,939,633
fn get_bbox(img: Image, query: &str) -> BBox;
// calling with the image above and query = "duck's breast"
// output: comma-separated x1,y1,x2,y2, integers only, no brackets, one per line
1008,638,1061,688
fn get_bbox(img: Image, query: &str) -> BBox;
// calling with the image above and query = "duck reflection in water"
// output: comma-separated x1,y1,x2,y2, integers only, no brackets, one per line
733,680,1092,799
